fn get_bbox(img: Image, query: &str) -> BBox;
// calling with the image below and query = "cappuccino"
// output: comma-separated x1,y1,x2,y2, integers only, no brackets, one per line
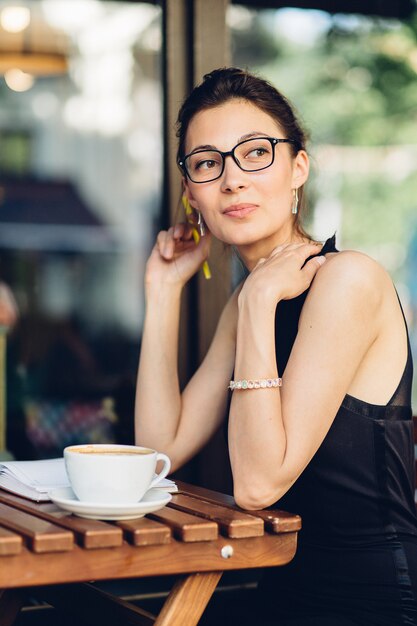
64,444,171,504
69,446,153,456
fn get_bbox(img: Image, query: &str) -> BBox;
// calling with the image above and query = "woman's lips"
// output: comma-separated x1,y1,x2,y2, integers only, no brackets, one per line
223,204,257,218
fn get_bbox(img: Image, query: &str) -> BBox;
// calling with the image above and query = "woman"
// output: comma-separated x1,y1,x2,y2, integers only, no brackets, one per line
135,68,417,625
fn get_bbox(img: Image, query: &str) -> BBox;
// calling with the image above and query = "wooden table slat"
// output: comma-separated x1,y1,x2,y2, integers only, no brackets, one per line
116,517,172,546
0,491,122,549
0,533,298,588
148,506,218,542
0,502,73,553
0,525,22,556
176,481,302,532
168,494,263,538
176,481,235,506
245,508,302,533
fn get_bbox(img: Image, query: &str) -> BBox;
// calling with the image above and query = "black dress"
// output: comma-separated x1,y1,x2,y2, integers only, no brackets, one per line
253,236,417,625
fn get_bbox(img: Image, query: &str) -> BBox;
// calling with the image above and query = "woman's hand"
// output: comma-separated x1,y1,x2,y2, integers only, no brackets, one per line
145,222,211,289
239,242,326,307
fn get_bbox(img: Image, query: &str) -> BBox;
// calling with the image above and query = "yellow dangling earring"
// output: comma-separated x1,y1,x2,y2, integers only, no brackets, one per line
181,195,211,280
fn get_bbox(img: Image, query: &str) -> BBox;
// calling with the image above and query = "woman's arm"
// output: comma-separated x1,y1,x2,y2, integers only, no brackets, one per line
229,248,398,510
136,282,238,471
135,279,183,453
135,224,238,472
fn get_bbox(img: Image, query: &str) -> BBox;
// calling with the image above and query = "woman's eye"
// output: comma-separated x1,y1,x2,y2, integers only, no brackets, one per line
247,147,268,158
195,159,218,171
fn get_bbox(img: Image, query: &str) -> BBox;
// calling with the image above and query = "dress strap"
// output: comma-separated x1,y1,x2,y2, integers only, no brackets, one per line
387,292,414,407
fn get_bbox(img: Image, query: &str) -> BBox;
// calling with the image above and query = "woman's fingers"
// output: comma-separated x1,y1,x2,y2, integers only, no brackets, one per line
302,255,326,284
156,223,206,260
297,242,323,257
172,223,194,241
270,241,321,254
156,229,173,259
267,242,323,264
254,257,266,269
270,242,304,256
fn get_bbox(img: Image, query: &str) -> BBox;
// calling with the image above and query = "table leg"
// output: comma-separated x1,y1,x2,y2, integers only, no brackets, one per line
154,571,223,626
0,589,26,626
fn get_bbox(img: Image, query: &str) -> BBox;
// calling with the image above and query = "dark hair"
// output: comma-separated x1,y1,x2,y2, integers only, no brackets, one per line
176,67,310,235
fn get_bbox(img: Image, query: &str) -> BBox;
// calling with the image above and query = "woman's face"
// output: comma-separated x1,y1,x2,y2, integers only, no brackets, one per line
183,99,309,261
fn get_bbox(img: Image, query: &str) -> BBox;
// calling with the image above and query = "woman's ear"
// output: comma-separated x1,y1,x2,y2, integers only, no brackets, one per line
183,179,199,211
291,150,309,189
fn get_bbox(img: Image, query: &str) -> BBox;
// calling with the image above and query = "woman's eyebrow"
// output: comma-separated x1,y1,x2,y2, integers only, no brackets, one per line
189,132,271,154
189,143,216,153
237,131,270,142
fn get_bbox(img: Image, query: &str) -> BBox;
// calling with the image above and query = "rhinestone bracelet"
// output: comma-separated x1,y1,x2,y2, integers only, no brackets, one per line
228,378,282,391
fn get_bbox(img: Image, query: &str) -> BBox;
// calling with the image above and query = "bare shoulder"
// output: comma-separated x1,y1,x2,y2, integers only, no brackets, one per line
303,249,394,322
319,248,389,282
315,249,391,300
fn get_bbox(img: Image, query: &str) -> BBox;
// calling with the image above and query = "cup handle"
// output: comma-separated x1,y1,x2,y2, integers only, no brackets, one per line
149,453,171,489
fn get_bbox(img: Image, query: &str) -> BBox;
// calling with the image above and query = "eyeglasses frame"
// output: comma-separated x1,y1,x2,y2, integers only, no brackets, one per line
178,136,300,184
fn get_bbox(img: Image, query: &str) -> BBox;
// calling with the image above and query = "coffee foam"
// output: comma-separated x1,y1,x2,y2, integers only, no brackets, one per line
68,446,153,456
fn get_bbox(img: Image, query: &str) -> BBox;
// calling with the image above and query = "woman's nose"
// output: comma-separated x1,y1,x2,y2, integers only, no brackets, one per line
220,157,249,192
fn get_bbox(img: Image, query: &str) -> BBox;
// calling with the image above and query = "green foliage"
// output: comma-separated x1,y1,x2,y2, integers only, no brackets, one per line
230,8,417,149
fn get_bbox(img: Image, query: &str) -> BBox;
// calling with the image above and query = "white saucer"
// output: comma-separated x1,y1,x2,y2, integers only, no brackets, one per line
48,486,172,521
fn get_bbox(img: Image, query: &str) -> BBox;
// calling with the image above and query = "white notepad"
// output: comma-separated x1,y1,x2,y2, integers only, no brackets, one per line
0,458,177,502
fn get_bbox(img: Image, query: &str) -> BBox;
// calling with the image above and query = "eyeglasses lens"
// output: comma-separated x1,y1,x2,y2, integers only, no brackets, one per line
185,137,274,183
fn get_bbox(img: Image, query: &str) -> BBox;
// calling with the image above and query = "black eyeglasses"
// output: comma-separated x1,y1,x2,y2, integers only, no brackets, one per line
178,136,299,184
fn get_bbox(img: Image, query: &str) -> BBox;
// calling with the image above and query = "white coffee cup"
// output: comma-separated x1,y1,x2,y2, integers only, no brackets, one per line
64,444,171,504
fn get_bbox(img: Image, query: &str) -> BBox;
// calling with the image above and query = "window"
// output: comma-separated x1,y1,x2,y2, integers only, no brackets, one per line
1,1,162,458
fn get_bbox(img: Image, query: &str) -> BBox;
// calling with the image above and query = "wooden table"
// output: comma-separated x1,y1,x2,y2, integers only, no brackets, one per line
0,480,301,626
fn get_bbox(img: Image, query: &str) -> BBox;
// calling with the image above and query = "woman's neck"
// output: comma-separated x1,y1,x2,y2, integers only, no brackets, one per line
237,229,309,271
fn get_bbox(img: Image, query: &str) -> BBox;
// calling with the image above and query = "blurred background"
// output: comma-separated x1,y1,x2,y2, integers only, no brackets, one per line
0,0,416,470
